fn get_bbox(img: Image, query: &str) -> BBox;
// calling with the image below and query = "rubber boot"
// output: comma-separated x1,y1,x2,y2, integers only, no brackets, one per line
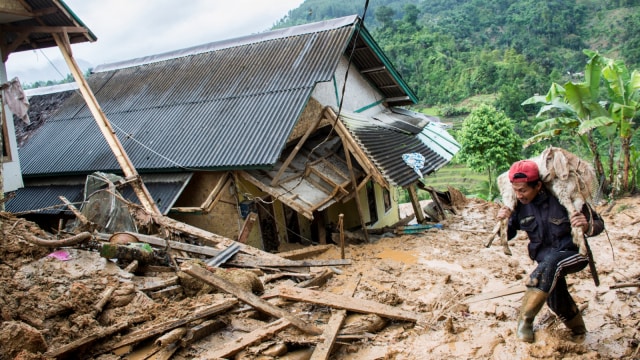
563,312,587,335
516,288,548,343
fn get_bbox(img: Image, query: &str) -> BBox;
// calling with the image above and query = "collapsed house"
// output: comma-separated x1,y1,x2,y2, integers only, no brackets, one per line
6,15,459,251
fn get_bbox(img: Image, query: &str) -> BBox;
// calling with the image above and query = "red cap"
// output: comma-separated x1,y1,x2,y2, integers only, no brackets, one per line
508,160,539,183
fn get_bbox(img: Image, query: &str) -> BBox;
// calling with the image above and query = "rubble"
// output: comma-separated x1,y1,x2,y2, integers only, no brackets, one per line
1,194,640,359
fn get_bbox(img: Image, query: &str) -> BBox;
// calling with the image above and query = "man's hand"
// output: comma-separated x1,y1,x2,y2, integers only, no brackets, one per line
570,211,589,232
497,207,511,220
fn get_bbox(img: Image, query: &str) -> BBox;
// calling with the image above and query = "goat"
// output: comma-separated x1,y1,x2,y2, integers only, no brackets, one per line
537,146,598,256
490,147,598,256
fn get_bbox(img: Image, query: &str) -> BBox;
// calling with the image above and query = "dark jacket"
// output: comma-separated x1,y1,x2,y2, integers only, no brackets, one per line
506,187,604,262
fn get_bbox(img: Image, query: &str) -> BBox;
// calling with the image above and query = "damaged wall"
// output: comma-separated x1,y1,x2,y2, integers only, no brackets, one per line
170,172,240,241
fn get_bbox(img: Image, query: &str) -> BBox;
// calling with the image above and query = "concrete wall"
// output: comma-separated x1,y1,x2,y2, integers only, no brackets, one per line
1,57,24,193
312,57,387,116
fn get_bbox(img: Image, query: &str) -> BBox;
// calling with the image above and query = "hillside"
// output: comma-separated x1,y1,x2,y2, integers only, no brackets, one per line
276,0,640,111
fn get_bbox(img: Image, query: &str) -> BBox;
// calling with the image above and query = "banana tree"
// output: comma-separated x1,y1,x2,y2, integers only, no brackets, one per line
521,59,612,186
587,50,640,194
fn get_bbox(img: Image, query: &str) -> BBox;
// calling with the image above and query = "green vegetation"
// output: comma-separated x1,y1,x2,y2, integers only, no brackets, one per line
457,105,523,199
279,0,640,198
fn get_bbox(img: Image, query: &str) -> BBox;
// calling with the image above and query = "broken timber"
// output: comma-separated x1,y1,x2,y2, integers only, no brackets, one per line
45,321,131,358
278,287,418,322
310,274,361,360
182,263,322,335
95,298,237,354
207,318,291,359
96,232,350,268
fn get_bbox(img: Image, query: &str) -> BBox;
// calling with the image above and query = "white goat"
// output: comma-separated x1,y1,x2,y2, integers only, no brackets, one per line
492,147,598,256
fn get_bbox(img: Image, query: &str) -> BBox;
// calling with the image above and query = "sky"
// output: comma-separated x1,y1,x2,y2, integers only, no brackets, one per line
5,0,305,85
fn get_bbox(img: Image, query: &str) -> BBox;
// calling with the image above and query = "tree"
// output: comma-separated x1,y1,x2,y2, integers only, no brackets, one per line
521,52,612,189
457,104,523,199
588,50,640,194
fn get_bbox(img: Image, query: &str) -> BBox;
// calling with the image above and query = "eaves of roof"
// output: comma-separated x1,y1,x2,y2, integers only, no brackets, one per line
1,0,96,55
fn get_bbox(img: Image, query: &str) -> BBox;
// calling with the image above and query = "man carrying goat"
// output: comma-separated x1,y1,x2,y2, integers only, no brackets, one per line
496,160,604,343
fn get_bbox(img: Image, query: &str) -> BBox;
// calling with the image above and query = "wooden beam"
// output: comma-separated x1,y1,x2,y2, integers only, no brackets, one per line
277,245,333,260
59,195,91,226
406,184,425,224
207,318,291,359
271,112,324,186
201,173,230,213
45,321,130,358
237,212,258,244
278,287,419,322
51,32,160,215
310,274,361,360
343,143,369,242
95,232,346,268
1,25,89,34
96,299,237,353
182,263,322,335
323,107,387,186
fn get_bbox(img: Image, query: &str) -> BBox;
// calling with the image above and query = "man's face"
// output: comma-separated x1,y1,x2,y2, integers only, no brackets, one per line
512,181,542,205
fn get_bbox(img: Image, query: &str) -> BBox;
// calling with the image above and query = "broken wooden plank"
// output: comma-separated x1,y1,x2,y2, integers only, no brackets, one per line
237,212,258,244
59,196,92,227
154,327,187,347
148,342,180,360
278,287,418,322
180,319,228,347
92,285,117,316
296,269,334,289
96,298,238,354
310,274,361,360
148,285,183,300
277,245,333,260
45,321,131,358
207,318,291,359
182,263,322,335
138,276,179,292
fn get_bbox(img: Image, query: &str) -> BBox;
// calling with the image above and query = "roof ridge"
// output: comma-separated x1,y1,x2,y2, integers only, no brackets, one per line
93,15,359,73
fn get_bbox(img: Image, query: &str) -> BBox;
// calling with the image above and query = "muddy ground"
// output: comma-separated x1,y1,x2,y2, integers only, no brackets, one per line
0,194,639,359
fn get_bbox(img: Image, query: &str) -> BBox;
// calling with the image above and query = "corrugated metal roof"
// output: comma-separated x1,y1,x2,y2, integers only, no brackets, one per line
5,173,192,215
19,15,420,178
18,17,358,176
1,0,96,54
341,111,460,188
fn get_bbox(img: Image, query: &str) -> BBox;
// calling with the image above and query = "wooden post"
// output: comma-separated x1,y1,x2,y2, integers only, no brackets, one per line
338,214,345,259
52,32,160,215
407,184,425,224
343,144,369,242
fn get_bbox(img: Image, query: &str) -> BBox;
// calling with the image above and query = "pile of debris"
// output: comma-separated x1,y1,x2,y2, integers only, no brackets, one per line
0,208,419,360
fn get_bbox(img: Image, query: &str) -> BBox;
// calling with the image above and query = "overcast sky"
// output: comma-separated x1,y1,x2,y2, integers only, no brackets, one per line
5,0,304,84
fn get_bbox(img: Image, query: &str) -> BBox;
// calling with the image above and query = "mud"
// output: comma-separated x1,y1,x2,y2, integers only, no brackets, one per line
1,195,639,359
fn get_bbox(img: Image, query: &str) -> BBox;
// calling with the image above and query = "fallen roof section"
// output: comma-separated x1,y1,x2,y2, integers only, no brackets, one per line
5,173,192,215
340,109,460,187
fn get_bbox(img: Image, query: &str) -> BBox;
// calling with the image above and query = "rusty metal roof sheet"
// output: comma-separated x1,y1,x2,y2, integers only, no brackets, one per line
19,15,418,176
340,110,460,187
